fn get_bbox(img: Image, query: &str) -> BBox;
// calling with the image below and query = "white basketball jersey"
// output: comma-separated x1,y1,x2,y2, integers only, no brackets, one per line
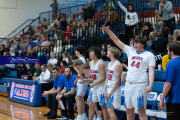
91,59,104,87
124,45,155,83
107,61,119,87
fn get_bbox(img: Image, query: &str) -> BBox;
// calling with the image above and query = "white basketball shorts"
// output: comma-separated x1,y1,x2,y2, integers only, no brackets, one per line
89,84,105,106
124,82,148,111
105,86,121,109
76,82,89,96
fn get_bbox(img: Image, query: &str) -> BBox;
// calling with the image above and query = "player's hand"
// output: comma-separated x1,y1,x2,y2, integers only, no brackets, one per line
56,94,63,101
144,86,152,94
103,91,108,98
105,94,111,100
100,25,110,34
130,38,134,44
160,98,165,109
127,24,130,27
74,79,78,85
89,83,95,88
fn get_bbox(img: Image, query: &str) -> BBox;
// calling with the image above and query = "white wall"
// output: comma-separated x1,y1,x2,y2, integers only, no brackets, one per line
0,0,65,38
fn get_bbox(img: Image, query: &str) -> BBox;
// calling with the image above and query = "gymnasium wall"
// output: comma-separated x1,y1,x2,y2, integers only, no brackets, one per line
0,0,65,38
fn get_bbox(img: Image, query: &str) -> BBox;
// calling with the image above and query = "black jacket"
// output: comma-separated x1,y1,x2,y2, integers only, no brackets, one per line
177,36,180,41
151,37,168,53
17,65,28,79
143,28,154,41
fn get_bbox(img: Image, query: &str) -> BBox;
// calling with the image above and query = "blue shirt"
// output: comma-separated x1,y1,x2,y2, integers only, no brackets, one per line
77,15,82,22
53,74,65,89
163,57,180,104
36,39,42,46
64,74,76,92
27,42,36,50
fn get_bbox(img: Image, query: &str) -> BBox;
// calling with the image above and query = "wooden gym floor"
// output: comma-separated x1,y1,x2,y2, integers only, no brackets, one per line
0,96,73,120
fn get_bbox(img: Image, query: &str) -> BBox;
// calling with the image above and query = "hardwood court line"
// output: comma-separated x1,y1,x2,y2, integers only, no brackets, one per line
0,112,21,120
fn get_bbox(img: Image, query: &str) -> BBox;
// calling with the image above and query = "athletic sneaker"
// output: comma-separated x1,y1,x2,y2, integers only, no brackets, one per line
57,115,67,119
43,112,52,117
47,113,58,119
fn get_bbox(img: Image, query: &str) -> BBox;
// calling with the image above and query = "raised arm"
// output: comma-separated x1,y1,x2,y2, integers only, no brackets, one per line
116,0,127,13
101,26,125,51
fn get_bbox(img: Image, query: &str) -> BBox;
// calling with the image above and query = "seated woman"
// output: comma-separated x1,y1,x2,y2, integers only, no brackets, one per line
92,7,102,20
41,34,49,47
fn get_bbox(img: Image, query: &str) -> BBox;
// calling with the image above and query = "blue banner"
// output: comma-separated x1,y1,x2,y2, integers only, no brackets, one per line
10,82,35,102
0,56,47,64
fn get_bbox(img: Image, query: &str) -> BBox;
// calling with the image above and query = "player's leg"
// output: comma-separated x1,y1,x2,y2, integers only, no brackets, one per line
89,102,97,120
126,108,135,120
137,107,148,120
108,105,118,120
75,95,83,119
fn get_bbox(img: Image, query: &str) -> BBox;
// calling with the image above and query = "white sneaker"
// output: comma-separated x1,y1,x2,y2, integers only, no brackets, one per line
96,117,103,120
75,115,81,120
82,116,88,120
93,115,97,120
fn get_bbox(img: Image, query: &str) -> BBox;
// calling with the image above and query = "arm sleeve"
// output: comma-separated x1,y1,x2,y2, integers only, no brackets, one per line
149,53,156,66
117,1,127,13
163,62,174,84
57,76,65,88
44,71,50,80
129,13,138,26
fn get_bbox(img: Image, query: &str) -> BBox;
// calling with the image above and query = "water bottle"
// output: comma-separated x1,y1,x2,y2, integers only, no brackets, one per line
4,81,6,86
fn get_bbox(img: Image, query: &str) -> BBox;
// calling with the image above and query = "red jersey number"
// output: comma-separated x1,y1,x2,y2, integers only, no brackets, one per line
131,61,140,68
108,74,113,81
92,74,97,80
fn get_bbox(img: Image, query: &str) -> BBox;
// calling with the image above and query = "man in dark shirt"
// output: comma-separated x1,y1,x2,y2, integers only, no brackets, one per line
17,64,28,79
33,64,42,80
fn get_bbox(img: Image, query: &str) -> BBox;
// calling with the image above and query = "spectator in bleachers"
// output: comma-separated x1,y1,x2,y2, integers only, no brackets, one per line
66,14,71,25
63,51,71,63
104,0,116,9
17,64,28,79
102,6,109,21
48,53,58,66
4,44,9,53
47,64,55,82
159,0,175,35
76,22,83,39
101,44,108,61
63,25,74,39
41,34,49,47
6,38,10,46
147,32,156,52
77,11,82,22
27,46,37,56
151,28,168,53
33,64,42,79
60,60,67,75
90,21,98,39
75,13,78,19
36,34,43,46
173,29,180,40
93,7,102,20
81,10,87,21
67,61,73,67
61,17,68,29
42,18,47,26
39,64,51,83
168,35,175,43
53,40,62,55
81,19,86,27
50,0,59,17
10,40,17,51
55,27,64,40
56,67,76,119
70,14,75,26
154,10,164,34
82,3,95,19
9,48,15,56
71,21,78,32
27,64,36,76
55,21,66,31
42,67,65,119
176,30,180,41
162,54,171,71
0,44,5,56
27,37,36,49
19,37,28,49
117,0,138,45
143,22,154,41
27,25,34,36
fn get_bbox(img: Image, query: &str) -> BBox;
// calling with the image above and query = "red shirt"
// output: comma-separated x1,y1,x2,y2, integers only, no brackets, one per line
93,13,102,20
63,30,74,39
61,68,65,74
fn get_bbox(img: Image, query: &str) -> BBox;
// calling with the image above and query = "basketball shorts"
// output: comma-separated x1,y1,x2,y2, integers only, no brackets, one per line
124,82,148,110
105,86,121,109
89,84,105,106
76,82,89,96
